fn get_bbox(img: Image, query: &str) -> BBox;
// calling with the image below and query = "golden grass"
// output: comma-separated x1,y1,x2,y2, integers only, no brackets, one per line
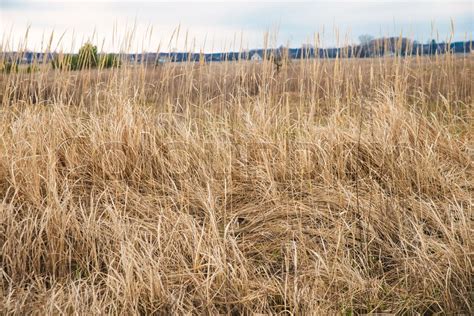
0,47,473,314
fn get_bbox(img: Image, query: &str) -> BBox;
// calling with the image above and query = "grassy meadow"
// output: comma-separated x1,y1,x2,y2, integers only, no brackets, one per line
0,38,473,314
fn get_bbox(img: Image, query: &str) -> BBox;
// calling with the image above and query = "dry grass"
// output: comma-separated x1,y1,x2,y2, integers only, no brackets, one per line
0,45,473,314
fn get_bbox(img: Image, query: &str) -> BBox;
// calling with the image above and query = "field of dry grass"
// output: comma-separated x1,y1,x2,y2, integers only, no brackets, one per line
1,49,473,314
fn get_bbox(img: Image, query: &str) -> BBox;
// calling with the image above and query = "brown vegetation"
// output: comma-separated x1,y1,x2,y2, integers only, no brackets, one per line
1,47,473,314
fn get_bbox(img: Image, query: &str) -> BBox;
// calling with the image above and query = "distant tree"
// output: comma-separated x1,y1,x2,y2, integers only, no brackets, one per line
300,44,314,58
52,43,119,71
99,53,121,69
272,45,288,73
77,42,98,69
26,64,40,73
359,34,374,45
358,35,375,57
1,61,19,74
51,54,76,71
430,39,438,54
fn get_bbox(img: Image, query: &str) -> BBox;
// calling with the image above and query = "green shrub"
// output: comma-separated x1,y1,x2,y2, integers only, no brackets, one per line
77,43,98,69
52,43,120,71
1,61,19,74
51,54,75,71
26,64,40,73
99,53,121,69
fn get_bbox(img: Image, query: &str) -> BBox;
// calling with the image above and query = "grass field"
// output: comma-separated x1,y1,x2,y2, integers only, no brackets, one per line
1,48,473,314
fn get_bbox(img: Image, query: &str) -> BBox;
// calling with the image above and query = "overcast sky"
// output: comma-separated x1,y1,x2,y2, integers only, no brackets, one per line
1,0,473,52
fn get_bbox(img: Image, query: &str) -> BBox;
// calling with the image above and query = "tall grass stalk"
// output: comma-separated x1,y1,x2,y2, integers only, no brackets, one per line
0,28,472,314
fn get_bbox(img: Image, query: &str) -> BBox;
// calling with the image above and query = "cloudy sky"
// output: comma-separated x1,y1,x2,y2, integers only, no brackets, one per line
1,0,473,52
